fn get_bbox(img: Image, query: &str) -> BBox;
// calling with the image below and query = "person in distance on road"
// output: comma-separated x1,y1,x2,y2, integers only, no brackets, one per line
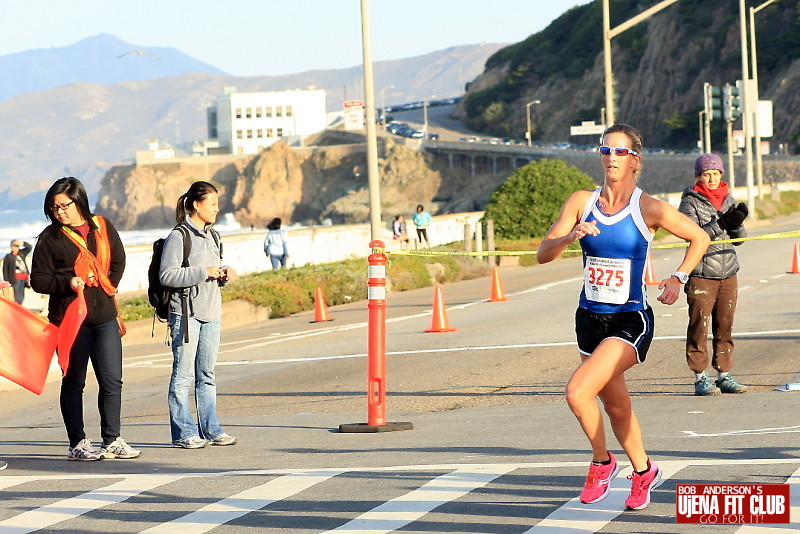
3,239,32,305
412,204,432,248
264,217,289,269
31,177,141,461
678,153,748,396
160,181,237,449
392,215,410,250
537,124,709,510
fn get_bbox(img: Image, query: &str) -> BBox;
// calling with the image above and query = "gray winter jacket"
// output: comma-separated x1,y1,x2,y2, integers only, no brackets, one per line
678,186,746,280
159,217,227,322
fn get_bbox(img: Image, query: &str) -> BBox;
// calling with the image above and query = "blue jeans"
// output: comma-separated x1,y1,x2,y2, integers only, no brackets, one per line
61,319,123,447
11,278,26,305
168,314,225,442
269,253,287,269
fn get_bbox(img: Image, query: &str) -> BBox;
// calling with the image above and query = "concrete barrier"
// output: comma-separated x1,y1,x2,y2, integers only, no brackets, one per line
117,212,485,294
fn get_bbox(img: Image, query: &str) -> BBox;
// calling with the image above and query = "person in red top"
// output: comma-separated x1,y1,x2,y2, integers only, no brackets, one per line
31,177,140,462
3,239,32,305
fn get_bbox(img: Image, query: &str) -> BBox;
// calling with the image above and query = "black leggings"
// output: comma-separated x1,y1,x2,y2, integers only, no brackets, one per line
416,228,429,244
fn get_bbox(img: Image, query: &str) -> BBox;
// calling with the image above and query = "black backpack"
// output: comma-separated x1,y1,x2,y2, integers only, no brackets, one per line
147,224,221,343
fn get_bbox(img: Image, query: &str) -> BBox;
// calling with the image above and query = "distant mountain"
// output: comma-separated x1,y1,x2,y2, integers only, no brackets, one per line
0,34,227,102
0,41,505,205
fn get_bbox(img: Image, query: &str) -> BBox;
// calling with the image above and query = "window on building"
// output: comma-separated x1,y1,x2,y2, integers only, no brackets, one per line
277,128,283,137
276,106,283,117
256,107,262,118
265,107,273,118
235,108,242,119
247,129,253,139
257,129,263,138
245,107,252,119
236,130,243,139
286,106,293,117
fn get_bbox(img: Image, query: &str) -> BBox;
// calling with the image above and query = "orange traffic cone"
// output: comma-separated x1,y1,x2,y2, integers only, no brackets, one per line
645,254,659,285
311,286,333,322
789,243,800,274
488,267,508,302
424,285,457,333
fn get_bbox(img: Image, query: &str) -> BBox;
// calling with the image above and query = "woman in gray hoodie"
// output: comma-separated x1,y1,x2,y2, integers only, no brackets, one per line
159,181,237,449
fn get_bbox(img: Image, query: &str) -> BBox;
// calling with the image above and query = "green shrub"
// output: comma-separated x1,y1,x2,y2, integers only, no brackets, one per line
483,158,597,239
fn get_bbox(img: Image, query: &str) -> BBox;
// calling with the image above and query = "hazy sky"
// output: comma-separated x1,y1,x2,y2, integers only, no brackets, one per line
1,1,586,76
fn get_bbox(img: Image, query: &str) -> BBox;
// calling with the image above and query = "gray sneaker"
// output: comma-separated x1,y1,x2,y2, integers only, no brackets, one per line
172,435,208,449
68,439,103,461
695,375,721,396
209,433,237,446
101,438,141,459
717,374,748,394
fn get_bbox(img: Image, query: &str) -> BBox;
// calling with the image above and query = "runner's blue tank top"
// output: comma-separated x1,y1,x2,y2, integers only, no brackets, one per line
578,187,653,313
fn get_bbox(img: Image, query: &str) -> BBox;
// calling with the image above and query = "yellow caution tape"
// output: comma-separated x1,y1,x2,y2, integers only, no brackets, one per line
374,229,800,257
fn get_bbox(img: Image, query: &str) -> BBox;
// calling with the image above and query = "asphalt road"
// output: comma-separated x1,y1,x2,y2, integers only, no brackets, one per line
0,213,798,533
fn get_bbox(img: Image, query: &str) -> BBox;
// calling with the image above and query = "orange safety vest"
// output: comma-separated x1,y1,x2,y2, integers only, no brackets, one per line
60,216,117,296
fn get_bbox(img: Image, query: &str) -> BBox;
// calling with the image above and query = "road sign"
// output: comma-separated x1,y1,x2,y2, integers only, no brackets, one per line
344,100,364,130
570,124,606,136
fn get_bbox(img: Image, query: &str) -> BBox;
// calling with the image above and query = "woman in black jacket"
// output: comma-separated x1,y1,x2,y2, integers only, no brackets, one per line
31,177,140,461
678,154,748,396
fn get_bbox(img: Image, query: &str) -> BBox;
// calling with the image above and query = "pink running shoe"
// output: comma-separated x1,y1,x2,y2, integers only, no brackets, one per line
579,451,621,504
625,460,663,510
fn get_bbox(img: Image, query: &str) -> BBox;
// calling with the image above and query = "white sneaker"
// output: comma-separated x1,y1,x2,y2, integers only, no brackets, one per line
100,438,141,459
172,435,207,449
209,433,237,446
68,439,103,461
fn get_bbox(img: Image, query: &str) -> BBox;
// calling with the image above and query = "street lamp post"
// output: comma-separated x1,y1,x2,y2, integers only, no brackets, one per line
749,0,781,198
739,0,755,214
360,0,382,240
602,0,680,126
379,85,395,121
525,100,540,147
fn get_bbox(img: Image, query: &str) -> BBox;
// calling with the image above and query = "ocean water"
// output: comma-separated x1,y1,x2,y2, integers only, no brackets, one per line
0,209,243,247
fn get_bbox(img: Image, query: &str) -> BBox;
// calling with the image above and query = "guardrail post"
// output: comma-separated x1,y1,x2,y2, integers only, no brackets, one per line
339,240,412,433
486,220,496,266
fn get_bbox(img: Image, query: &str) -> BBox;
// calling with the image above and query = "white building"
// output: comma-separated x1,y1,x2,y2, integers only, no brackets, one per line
207,87,327,155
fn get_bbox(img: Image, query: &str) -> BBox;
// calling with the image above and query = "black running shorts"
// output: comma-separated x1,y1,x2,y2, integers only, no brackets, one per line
575,306,654,363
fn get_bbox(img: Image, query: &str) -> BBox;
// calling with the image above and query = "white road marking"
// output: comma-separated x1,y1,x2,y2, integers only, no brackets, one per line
736,464,800,532
4,460,800,534
140,470,343,534
323,466,514,533
524,462,687,533
682,425,800,438
0,474,182,533
126,328,800,370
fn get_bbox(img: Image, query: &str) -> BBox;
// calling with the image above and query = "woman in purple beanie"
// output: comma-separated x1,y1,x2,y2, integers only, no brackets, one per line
678,153,749,396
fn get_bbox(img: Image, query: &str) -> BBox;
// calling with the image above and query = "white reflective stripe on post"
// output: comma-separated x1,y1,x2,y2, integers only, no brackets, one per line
368,265,385,280
368,286,386,301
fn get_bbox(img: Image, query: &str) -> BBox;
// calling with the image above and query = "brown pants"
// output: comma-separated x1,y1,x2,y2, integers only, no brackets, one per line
685,275,738,373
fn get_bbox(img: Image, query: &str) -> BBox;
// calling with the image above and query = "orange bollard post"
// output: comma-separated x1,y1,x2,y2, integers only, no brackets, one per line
339,240,412,433
789,243,800,274
488,267,508,302
424,285,457,333
644,254,660,286
310,286,333,322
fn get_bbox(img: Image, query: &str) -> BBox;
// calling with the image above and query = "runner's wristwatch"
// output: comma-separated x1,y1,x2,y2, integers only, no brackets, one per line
671,271,690,284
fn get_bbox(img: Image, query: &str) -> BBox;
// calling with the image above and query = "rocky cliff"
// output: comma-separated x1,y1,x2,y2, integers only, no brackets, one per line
96,137,452,230
453,0,800,150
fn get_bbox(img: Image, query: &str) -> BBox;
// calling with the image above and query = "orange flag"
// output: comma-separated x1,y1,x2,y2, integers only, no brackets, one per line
0,297,58,395
57,287,87,375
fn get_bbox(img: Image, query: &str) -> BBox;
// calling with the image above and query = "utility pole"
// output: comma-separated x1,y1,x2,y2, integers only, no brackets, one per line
739,0,755,214
360,0,382,240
